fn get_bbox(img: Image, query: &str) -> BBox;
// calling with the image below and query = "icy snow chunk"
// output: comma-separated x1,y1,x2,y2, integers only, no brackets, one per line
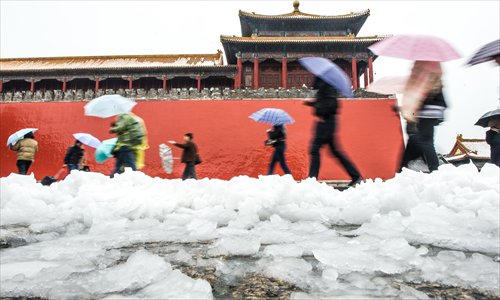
259,257,313,287
263,244,304,257
322,268,339,282
102,269,213,299
420,251,500,294
208,236,261,256
313,237,426,275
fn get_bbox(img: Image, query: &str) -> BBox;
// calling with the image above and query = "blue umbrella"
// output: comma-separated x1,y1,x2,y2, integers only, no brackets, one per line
249,108,294,125
6,128,38,146
298,57,354,98
95,138,117,163
467,39,500,66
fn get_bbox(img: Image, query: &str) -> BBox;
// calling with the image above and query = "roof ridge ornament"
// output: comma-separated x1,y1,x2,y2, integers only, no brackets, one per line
293,0,300,13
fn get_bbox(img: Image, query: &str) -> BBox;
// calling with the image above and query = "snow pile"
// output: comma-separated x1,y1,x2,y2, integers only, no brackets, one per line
0,163,499,298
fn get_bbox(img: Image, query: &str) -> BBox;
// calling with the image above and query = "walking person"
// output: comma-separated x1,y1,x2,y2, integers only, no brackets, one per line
305,76,362,186
266,124,291,176
63,140,85,173
169,133,199,180
486,118,500,167
9,132,38,175
110,112,145,176
401,86,447,172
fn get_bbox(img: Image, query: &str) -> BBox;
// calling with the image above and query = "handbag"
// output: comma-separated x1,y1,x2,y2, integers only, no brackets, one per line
194,153,202,165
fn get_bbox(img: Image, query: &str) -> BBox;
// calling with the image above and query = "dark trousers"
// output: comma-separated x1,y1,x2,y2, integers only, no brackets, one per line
112,146,136,176
16,160,32,175
400,119,440,172
268,144,291,175
67,164,79,173
308,120,361,179
182,162,197,180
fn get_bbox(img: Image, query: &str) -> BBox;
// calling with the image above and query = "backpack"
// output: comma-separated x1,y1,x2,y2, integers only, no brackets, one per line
128,117,145,146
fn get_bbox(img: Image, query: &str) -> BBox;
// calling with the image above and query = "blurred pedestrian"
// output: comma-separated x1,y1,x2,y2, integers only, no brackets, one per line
169,133,199,180
110,112,145,176
9,132,38,175
399,61,446,172
130,114,149,170
63,140,85,173
486,118,500,167
266,124,291,176
305,76,362,186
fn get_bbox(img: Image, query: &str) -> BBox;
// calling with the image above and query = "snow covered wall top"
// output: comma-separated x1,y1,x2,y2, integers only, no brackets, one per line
0,99,403,180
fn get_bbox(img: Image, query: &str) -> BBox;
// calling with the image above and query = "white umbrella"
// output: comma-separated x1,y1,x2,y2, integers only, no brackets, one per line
6,128,38,146
73,133,101,148
159,143,173,174
84,95,136,118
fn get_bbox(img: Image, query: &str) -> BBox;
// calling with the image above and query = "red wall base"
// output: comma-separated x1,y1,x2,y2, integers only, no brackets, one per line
0,99,403,180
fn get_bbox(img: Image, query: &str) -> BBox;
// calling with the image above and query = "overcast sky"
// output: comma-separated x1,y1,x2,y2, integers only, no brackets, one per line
1,0,499,152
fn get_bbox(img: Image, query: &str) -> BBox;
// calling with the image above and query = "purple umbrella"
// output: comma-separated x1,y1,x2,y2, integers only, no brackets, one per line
298,57,354,98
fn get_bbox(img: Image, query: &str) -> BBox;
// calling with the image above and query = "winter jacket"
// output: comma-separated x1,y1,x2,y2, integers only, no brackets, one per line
174,141,198,163
11,138,38,161
110,113,144,149
305,77,339,120
64,145,84,165
418,90,447,121
267,125,286,147
486,130,500,167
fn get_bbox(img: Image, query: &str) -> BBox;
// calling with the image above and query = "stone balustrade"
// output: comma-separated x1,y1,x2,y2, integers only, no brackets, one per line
0,87,388,102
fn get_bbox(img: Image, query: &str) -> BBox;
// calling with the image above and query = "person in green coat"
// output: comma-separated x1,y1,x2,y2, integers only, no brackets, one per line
110,112,144,176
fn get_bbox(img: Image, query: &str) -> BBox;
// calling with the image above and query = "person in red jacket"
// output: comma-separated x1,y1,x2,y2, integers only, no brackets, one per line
169,133,199,180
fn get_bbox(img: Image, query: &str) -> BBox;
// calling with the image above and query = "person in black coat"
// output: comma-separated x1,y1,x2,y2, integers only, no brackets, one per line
400,88,447,172
169,133,199,180
305,76,362,186
486,118,500,167
266,124,291,176
64,140,84,172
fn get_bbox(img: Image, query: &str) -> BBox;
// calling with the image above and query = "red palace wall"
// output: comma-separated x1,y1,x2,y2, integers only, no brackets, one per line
0,99,403,181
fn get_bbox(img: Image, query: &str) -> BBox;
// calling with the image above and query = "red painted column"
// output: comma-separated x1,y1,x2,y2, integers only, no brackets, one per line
0,80,3,93
351,56,358,90
128,77,133,89
364,71,369,88
253,56,259,89
197,75,201,92
95,77,100,92
30,79,35,92
62,79,67,93
235,56,242,89
368,56,374,83
281,57,288,89
162,76,167,90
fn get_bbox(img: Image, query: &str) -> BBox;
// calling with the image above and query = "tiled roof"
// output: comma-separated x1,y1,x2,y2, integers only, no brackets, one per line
447,135,490,160
0,51,225,72
220,35,388,44
239,8,370,20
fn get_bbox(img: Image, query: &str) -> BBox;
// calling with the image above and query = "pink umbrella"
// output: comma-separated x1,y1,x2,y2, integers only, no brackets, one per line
366,76,409,95
368,34,461,62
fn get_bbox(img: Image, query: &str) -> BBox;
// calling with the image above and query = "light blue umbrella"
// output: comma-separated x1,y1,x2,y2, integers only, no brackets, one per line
299,57,354,98
95,138,117,163
6,128,38,146
73,133,101,149
249,108,294,125
84,95,136,118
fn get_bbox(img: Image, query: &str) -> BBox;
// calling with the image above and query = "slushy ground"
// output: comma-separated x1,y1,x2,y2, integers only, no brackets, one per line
1,164,499,299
